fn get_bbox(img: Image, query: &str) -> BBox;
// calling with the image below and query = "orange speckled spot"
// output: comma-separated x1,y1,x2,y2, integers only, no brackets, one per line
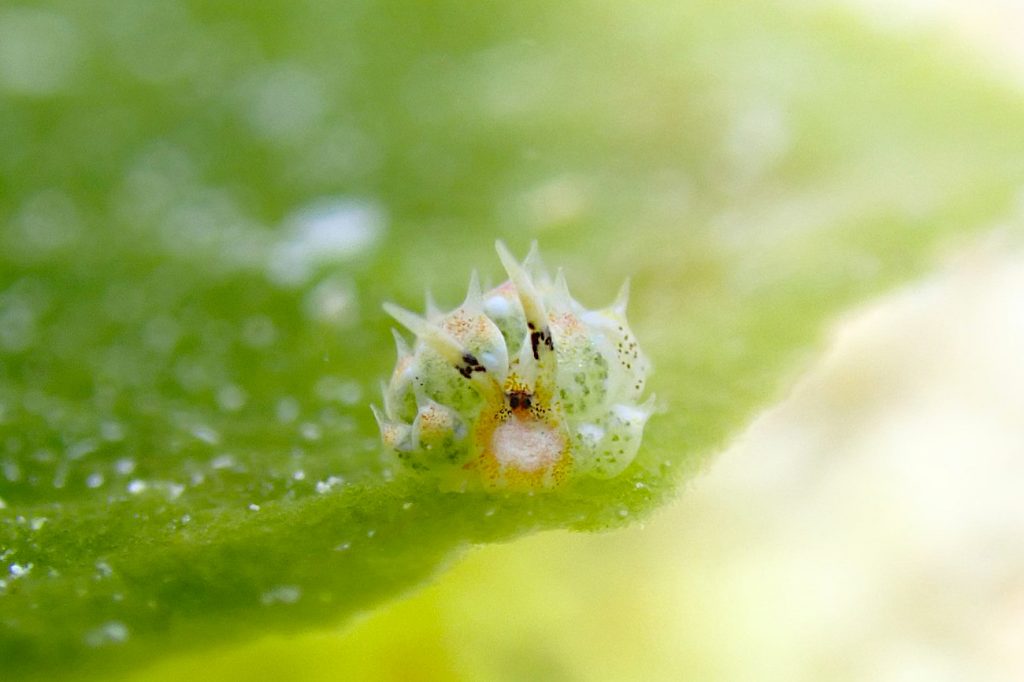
464,393,570,490
442,311,472,338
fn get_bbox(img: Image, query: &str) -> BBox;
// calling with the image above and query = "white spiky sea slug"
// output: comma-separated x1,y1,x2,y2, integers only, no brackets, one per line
373,241,654,491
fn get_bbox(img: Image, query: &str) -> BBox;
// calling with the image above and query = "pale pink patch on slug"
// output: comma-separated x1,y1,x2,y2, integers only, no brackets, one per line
491,414,566,473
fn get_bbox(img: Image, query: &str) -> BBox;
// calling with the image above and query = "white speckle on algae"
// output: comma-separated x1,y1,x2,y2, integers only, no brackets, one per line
276,397,300,423
260,585,301,605
242,315,277,348
84,621,129,647
210,453,236,470
86,472,104,489
115,457,136,475
0,496,5,509
314,376,363,406
32,448,54,464
217,384,247,412
304,276,359,328
0,8,82,96
141,315,181,355
100,421,125,442
191,424,221,445
2,459,19,483
127,479,148,495
66,439,97,461
8,562,32,578
268,197,384,287
299,422,321,441
248,503,260,511
315,476,343,494
0,291,37,352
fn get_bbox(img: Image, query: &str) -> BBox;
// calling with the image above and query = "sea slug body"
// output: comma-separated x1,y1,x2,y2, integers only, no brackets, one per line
373,241,654,491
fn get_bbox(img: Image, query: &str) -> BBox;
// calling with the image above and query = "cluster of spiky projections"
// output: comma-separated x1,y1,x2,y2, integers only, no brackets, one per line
373,242,653,491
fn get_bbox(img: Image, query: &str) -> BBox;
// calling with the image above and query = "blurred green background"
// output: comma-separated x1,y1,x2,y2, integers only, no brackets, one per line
3,0,1024,679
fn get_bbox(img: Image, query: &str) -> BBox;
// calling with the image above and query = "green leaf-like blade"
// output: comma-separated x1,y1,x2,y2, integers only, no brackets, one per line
2,0,1024,679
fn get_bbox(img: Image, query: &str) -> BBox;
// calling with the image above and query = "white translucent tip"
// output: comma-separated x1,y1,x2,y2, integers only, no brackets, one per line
384,301,464,364
424,289,441,319
463,269,482,308
613,278,631,315
369,403,386,428
391,328,410,358
383,302,429,336
495,240,547,327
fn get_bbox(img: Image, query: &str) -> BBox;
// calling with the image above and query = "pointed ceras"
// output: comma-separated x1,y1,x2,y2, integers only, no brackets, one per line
374,241,654,490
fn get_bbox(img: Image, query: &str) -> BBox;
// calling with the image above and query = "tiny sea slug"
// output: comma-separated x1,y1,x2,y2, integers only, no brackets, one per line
374,242,653,490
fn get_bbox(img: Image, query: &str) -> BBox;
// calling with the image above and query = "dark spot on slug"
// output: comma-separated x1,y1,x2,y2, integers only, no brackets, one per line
507,390,533,412
529,326,554,360
456,352,487,378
